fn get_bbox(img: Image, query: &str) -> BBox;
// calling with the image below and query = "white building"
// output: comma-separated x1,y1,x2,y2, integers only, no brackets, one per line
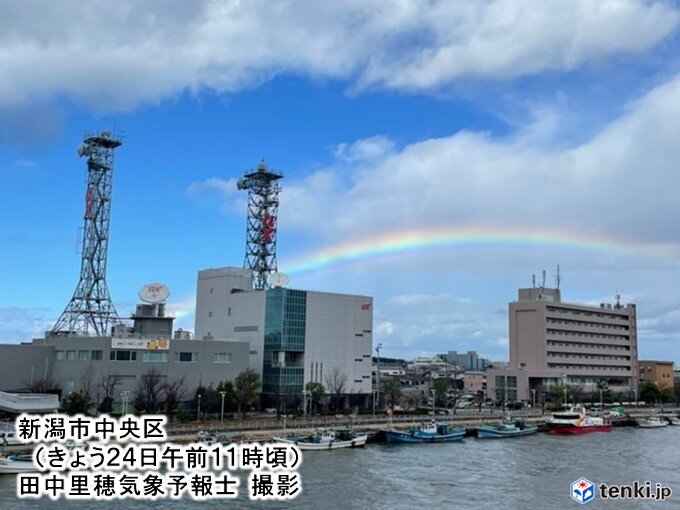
194,267,373,398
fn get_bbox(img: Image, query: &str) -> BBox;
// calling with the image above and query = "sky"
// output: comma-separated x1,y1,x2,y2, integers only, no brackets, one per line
1,0,680,363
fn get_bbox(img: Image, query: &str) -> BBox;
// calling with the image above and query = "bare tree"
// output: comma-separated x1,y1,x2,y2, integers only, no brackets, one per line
133,368,165,413
400,391,422,411
24,377,62,395
163,377,186,419
98,375,120,413
324,367,347,411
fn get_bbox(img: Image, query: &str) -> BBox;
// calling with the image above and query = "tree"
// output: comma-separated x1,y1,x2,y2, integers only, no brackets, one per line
400,391,422,411
61,391,89,415
24,377,62,396
324,367,347,411
382,379,402,408
133,368,164,413
163,377,186,419
98,375,120,413
639,380,661,404
235,369,260,419
305,382,325,415
432,379,448,406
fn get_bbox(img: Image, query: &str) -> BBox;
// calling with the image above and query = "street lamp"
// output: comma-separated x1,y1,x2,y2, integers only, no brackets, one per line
430,389,436,414
375,342,383,410
197,393,202,421
120,391,129,416
531,389,537,411
302,389,307,418
220,391,226,423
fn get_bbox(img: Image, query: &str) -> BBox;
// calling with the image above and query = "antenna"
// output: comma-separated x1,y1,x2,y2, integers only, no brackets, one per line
615,290,621,309
532,274,536,288
237,159,284,290
541,270,546,288
554,264,561,290
50,130,123,336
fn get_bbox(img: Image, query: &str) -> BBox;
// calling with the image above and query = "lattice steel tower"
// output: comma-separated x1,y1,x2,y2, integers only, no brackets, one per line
237,159,283,290
51,131,123,336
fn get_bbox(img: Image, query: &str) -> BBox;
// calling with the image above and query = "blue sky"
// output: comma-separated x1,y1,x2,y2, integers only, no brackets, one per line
2,1,680,363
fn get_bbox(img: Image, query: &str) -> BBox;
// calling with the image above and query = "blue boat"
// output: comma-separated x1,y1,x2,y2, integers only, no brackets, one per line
476,419,537,439
384,420,465,443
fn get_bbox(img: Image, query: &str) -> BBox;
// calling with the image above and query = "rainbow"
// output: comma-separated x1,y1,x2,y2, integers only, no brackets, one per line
282,225,680,275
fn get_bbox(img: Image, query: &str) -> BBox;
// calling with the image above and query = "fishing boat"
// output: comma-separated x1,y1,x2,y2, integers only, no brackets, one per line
668,416,680,426
476,418,537,439
0,455,37,474
637,415,668,428
274,428,367,450
384,420,465,443
547,405,612,435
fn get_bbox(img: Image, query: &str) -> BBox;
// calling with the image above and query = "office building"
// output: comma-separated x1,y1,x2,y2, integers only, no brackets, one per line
487,282,638,402
639,360,674,389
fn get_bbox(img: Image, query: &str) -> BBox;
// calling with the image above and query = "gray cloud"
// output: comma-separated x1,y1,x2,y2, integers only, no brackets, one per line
0,0,676,113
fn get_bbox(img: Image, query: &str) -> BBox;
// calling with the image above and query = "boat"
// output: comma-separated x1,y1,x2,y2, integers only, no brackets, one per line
0,455,38,474
384,420,465,443
476,418,538,439
0,421,21,446
638,415,668,428
668,416,680,426
274,428,367,450
547,405,612,435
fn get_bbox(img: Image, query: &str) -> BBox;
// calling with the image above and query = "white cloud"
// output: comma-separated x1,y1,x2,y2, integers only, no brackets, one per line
270,73,680,252
0,0,676,111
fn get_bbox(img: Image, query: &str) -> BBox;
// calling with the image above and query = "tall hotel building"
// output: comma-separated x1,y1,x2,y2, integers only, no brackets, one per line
487,284,638,402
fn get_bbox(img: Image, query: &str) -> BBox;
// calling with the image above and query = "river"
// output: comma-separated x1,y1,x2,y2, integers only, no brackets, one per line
1,426,678,509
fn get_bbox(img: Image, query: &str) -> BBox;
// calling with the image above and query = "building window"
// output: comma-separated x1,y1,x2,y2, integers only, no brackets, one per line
208,311,213,318
110,350,137,361
91,350,103,360
249,350,258,355
55,350,65,361
78,350,90,361
66,351,76,361
213,353,231,364
209,287,214,294
175,352,197,363
228,307,231,317
142,351,168,363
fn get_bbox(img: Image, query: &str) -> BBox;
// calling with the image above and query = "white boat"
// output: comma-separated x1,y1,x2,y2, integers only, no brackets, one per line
547,405,612,435
668,416,680,426
274,428,368,450
638,415,668,428
0,421,21,446
0,455,37,474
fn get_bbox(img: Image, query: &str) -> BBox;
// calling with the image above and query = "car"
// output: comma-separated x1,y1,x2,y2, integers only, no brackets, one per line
264,407,277,414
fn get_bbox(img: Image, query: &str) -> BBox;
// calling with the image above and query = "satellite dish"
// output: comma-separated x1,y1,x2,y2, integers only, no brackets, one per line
138,282,170,304
268,272,290,288
77,145,86,157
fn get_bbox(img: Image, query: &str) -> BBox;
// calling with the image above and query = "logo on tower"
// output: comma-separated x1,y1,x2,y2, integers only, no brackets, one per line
571,478,595,504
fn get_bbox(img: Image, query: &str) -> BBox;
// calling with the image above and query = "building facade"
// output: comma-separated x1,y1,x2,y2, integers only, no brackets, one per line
447,350,489,371
639,360,674,389
194,267,373,400
487,284,638,403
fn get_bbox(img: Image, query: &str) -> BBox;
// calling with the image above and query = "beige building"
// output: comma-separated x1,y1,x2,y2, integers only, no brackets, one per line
639,360,674,389
487,284,638,403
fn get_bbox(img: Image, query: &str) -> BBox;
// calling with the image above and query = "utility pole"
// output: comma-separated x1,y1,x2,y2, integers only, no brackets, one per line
375,342,383,411
197,393,202,421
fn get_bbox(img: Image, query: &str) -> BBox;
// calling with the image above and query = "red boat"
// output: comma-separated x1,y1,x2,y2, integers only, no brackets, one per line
547,406,612,435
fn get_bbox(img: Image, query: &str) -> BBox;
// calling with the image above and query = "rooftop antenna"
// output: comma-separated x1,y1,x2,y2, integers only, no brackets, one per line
50,130,124,336
554,264,561,290
541,270,546,289
237,159,283,290
615,290,621,309
532,274,536,288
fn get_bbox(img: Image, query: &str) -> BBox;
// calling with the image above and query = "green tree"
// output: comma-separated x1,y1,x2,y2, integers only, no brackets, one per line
432,379,448,406
639,380,661,404
235,369,261,419
61,391,89,415
305,382,325,415
382,379,402,408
